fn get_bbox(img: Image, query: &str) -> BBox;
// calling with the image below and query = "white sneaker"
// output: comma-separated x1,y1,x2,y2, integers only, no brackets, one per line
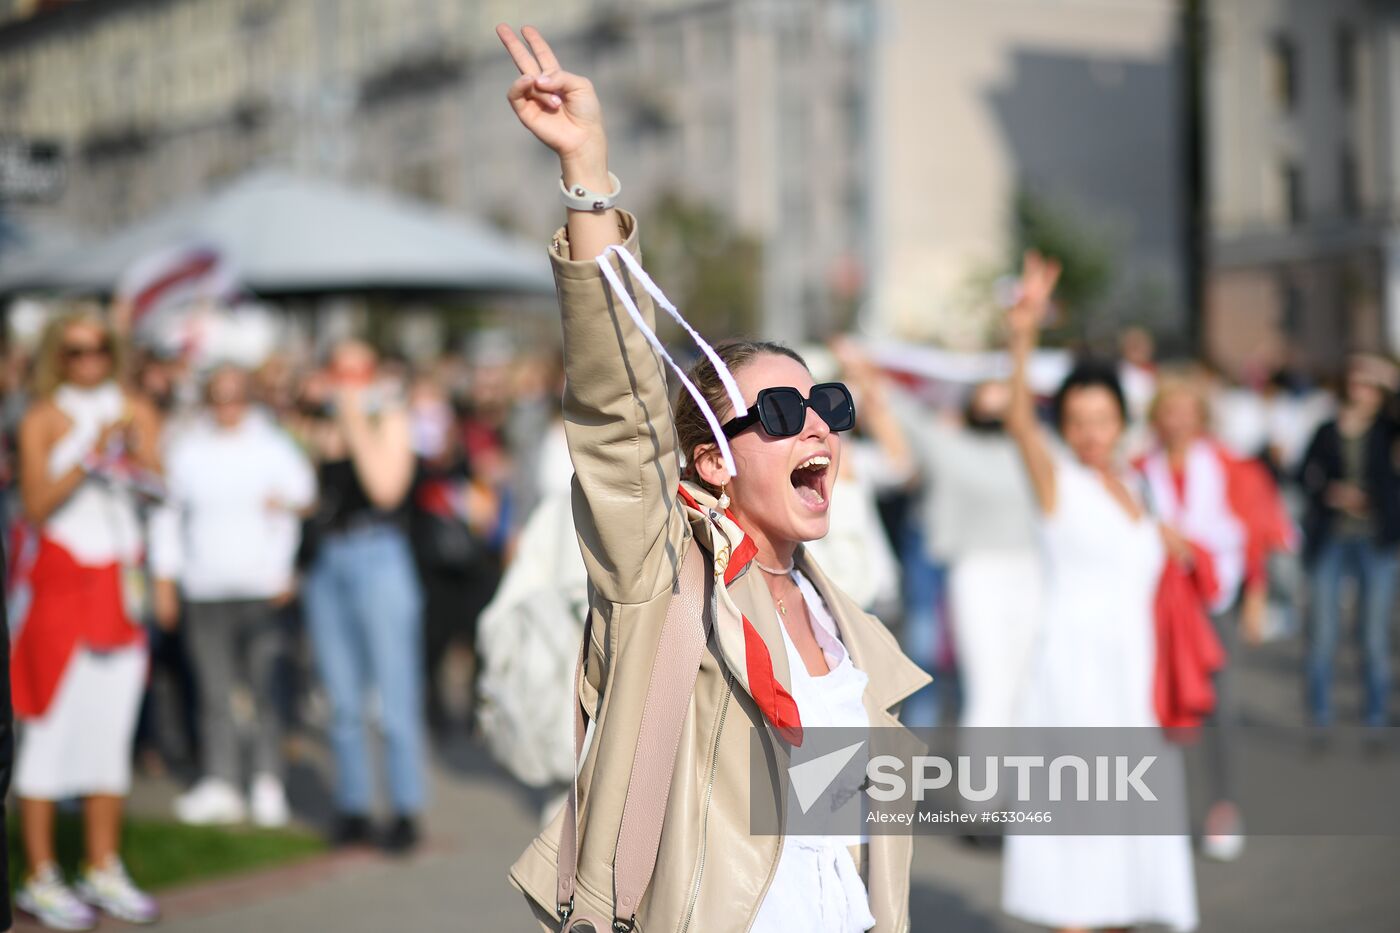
16,864,98,931
1202,801,1246,862
1203,830,1246,862
174,776,246,825
75,856,160,925
249,773,291,828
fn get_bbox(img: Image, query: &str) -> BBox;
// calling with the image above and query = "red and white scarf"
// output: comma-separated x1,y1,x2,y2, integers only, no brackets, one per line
1140,440,1246,612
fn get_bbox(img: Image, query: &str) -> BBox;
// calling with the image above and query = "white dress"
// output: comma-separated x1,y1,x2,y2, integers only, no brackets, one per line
14,382,148,800
1002,455,1198,932
752,570,877,933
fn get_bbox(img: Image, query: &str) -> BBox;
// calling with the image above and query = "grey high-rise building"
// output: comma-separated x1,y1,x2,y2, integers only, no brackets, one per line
1204,0,1400,376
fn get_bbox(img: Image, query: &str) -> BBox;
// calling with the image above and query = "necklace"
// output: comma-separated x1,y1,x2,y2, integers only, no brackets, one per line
754,558,795,575
754,557,796,616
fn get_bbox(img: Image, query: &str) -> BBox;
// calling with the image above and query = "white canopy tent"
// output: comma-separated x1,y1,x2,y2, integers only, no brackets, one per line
0,170,554,296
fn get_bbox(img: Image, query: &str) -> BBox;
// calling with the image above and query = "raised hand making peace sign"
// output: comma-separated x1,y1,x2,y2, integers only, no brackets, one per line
496,24,618,259
1005,249,1063,351
496,26,608,186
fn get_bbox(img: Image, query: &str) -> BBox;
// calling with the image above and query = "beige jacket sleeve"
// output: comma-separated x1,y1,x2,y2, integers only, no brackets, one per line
549,211,687,606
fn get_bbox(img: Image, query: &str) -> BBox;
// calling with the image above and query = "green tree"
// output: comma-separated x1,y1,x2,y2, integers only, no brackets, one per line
1011,189,1118,342
640,191,762,340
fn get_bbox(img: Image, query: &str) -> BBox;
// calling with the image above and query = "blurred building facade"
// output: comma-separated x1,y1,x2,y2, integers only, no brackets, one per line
872,0,1187,348
1204,0,1400,378
1,0,1185,347
0,0,869,341
4,0,1395,366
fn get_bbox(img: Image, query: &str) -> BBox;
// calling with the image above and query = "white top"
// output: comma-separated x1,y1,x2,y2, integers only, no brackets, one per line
888,388,1038,562
151,409,315,600
46,382,143,565
1018,453,1165,728
751,569,877,933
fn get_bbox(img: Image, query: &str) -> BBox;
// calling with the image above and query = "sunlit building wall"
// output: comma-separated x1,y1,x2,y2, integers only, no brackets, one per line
871,0,1186,347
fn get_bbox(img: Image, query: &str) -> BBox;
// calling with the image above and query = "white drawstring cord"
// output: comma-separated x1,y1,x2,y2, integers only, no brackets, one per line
603,246,748,417
595,245,747,478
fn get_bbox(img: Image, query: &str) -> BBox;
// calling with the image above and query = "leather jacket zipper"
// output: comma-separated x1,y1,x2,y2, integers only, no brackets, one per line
679,672,733,933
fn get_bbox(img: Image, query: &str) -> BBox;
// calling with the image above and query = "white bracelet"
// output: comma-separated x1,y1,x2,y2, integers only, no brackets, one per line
559,171,622,212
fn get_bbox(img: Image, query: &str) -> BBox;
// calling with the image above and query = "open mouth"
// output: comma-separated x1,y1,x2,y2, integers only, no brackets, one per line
790,454,831,510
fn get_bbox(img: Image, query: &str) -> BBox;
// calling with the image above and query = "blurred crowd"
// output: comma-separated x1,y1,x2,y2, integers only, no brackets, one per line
0,304,566,928
1,295,1396,930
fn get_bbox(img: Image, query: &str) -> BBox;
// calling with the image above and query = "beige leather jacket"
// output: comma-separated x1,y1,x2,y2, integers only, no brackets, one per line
509,212,931,932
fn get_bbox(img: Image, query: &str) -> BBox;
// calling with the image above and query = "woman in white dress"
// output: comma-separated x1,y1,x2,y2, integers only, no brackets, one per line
999,253,1198,933
12,311,163,929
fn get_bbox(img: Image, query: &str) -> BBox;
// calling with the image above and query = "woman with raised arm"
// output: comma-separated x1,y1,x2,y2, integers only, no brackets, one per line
998,255,1198,933
495,25,929,933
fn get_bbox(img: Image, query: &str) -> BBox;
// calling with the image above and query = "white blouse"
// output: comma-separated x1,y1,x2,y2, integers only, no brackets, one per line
751,570,877,933
46,382,143,566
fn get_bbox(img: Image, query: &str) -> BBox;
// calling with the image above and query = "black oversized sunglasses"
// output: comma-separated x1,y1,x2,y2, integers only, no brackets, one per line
721,382,857,439
62,339,112,362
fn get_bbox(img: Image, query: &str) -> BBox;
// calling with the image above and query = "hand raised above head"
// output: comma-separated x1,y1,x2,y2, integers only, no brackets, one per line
1005,249,1062,344
496,24,608,179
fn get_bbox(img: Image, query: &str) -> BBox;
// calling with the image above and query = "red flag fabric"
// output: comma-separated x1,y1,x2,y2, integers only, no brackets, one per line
1153,542,1226,729
9,530,144,719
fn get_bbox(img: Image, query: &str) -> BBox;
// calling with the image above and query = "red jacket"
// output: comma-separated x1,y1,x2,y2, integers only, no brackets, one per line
1219,447,1296,594
1154,541,1225,729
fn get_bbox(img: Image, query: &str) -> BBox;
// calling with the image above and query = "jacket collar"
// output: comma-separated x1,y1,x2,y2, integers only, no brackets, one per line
677,482,797,719
793,544,931,713
678,481,930,715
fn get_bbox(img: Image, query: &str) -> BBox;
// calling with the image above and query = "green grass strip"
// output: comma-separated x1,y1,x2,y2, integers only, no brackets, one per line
9,814,326,891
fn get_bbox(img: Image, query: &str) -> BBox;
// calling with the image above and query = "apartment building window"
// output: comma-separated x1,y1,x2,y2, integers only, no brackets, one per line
654,25,684,77
1340,147,1360,217
1282,160,1305,226
1,77,24,123
703,109,732,174
1269,33,1298,112
701,14,730,71
1279,277,1304,340
1336,24,1357,105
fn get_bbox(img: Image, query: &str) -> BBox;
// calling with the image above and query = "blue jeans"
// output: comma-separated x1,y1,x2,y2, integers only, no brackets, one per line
1306,535,1400,727
304,524,427,814
898,524,947,729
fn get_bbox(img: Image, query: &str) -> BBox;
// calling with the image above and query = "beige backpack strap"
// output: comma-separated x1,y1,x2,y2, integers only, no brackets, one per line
556,543,709,930
613,543,709,925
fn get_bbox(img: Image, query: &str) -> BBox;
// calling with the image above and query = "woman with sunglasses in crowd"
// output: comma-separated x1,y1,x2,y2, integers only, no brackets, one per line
496,25,928,933
11,309,162,929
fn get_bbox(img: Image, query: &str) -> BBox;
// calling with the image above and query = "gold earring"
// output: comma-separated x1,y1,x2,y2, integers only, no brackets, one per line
717,482,731,511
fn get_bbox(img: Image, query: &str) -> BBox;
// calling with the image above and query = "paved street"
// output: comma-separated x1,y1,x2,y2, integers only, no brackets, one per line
33,631,1399,933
